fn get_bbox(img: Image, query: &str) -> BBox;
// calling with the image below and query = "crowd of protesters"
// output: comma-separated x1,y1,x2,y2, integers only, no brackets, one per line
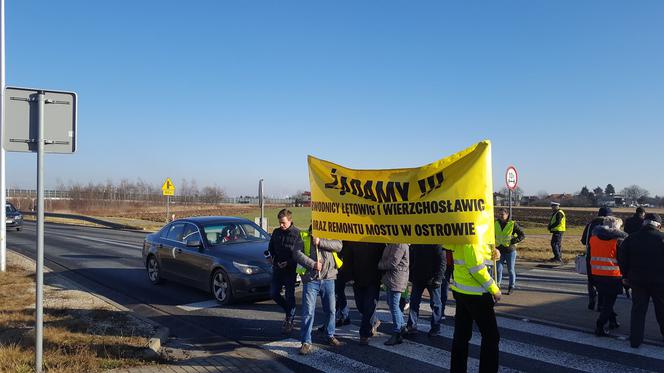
267,208,525,372
266,204,663,372
581,206,664,348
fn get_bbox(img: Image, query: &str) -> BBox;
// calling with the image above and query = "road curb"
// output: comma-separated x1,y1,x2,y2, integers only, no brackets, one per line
8,249,171,358
145,326,170,359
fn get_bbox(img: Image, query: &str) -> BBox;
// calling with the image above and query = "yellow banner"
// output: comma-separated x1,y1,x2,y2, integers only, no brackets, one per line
308,140,495,245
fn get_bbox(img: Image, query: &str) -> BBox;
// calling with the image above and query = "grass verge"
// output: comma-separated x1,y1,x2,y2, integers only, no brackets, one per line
0,252,157,373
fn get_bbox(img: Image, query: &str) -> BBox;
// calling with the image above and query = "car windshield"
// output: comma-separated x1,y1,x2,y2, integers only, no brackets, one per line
202,222,269,245
5,204,17,213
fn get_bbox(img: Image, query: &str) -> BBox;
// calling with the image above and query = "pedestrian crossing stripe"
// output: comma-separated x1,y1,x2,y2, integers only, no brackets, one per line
261,309,664,373
265,339,388,373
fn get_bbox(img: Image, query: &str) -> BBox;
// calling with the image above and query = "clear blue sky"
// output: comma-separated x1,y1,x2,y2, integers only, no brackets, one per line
5,1,663,197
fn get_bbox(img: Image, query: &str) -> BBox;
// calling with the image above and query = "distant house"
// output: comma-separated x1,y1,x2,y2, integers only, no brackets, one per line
295,191,311,207
547,193,574,202
520,196,539,206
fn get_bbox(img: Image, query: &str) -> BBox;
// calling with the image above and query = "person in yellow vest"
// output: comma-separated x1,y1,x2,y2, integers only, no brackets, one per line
449,243,501,372
293,225,344,355
547,201,566,263
589,216,627,336
495,208,525,295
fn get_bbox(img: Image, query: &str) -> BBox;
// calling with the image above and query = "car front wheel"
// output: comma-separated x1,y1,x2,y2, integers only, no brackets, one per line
147,255,162,284
211,269,234,305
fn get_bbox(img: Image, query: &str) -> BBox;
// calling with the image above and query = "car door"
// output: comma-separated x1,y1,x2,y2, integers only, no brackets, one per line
177,223,214,287
160,223,186,279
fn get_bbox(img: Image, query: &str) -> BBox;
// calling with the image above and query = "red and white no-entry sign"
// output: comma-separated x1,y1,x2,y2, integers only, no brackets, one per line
505,166,518,190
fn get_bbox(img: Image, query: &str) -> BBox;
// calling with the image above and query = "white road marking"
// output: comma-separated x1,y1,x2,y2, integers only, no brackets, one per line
333,319,521,373
434,319,655,372
372,308,659,372
494,315,664,361
176,300,220,312
72,235,142,249
263,338,387,373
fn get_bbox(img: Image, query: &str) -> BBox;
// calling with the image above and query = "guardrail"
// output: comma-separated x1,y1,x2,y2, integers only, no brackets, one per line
22,211,144,231
6,189,295,205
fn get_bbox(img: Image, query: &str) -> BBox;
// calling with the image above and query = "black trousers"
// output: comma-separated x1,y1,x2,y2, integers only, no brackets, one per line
451,291,500,373
550,232,563,260
353,284,380,338
594,276,621,328
630,282,664,347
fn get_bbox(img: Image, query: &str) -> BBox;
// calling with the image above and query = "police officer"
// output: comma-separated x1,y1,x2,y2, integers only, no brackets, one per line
618,213,664,348
547,201,566,263
449,243,501,372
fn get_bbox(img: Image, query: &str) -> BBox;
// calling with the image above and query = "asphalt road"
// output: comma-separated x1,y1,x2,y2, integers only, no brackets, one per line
7,221,664,373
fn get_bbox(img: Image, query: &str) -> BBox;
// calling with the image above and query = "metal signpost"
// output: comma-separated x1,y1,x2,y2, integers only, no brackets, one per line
259,178,264,230
505,165,518,218
4,86,77,373
162,178,175,222
0,0,6,274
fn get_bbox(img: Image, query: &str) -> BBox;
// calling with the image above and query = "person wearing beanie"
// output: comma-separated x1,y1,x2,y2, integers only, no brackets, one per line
618,213,664,348
624,207,646,235
581,206,614,311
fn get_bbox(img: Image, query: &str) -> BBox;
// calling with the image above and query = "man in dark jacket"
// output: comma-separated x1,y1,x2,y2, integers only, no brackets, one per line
343,241,384,345
404,244,446,337
581,206,613,310
618,213,664,348
624,207,646,235
267,209,301,333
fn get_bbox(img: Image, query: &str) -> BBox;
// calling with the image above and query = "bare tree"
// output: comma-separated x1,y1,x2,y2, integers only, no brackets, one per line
621,185,649,204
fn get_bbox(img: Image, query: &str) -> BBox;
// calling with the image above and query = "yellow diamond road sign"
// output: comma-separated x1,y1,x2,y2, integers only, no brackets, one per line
162,178,175,196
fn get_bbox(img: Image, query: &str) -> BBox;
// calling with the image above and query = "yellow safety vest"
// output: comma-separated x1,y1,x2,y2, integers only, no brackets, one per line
297,231,343,275
550,210,566,232
450,244,500,296
494,220,515,247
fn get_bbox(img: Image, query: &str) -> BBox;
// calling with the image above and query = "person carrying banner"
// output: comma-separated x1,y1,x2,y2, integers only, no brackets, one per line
378,243,410,346
494,208,525,295
548,201,566,263
404,244,446,337
450,243,501,373
267,209,300,334
293,225,344,354
343,241,385,345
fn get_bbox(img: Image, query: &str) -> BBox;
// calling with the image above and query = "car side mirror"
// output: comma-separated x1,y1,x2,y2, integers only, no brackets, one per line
186,239,202,248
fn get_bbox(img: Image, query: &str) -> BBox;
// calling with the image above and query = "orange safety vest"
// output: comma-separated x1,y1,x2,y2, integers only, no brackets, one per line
589,236,622,277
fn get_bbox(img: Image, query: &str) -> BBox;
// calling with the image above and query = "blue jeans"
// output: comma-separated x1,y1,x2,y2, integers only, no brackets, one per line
386,290,404,333
496,250,517,288
408,284,442,331
353,284,380,338
301,279,336,344
270,270,296,321
335,278,349,321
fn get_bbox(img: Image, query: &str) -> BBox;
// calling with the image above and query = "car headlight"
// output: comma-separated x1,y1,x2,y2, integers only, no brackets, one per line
232,262,263,275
